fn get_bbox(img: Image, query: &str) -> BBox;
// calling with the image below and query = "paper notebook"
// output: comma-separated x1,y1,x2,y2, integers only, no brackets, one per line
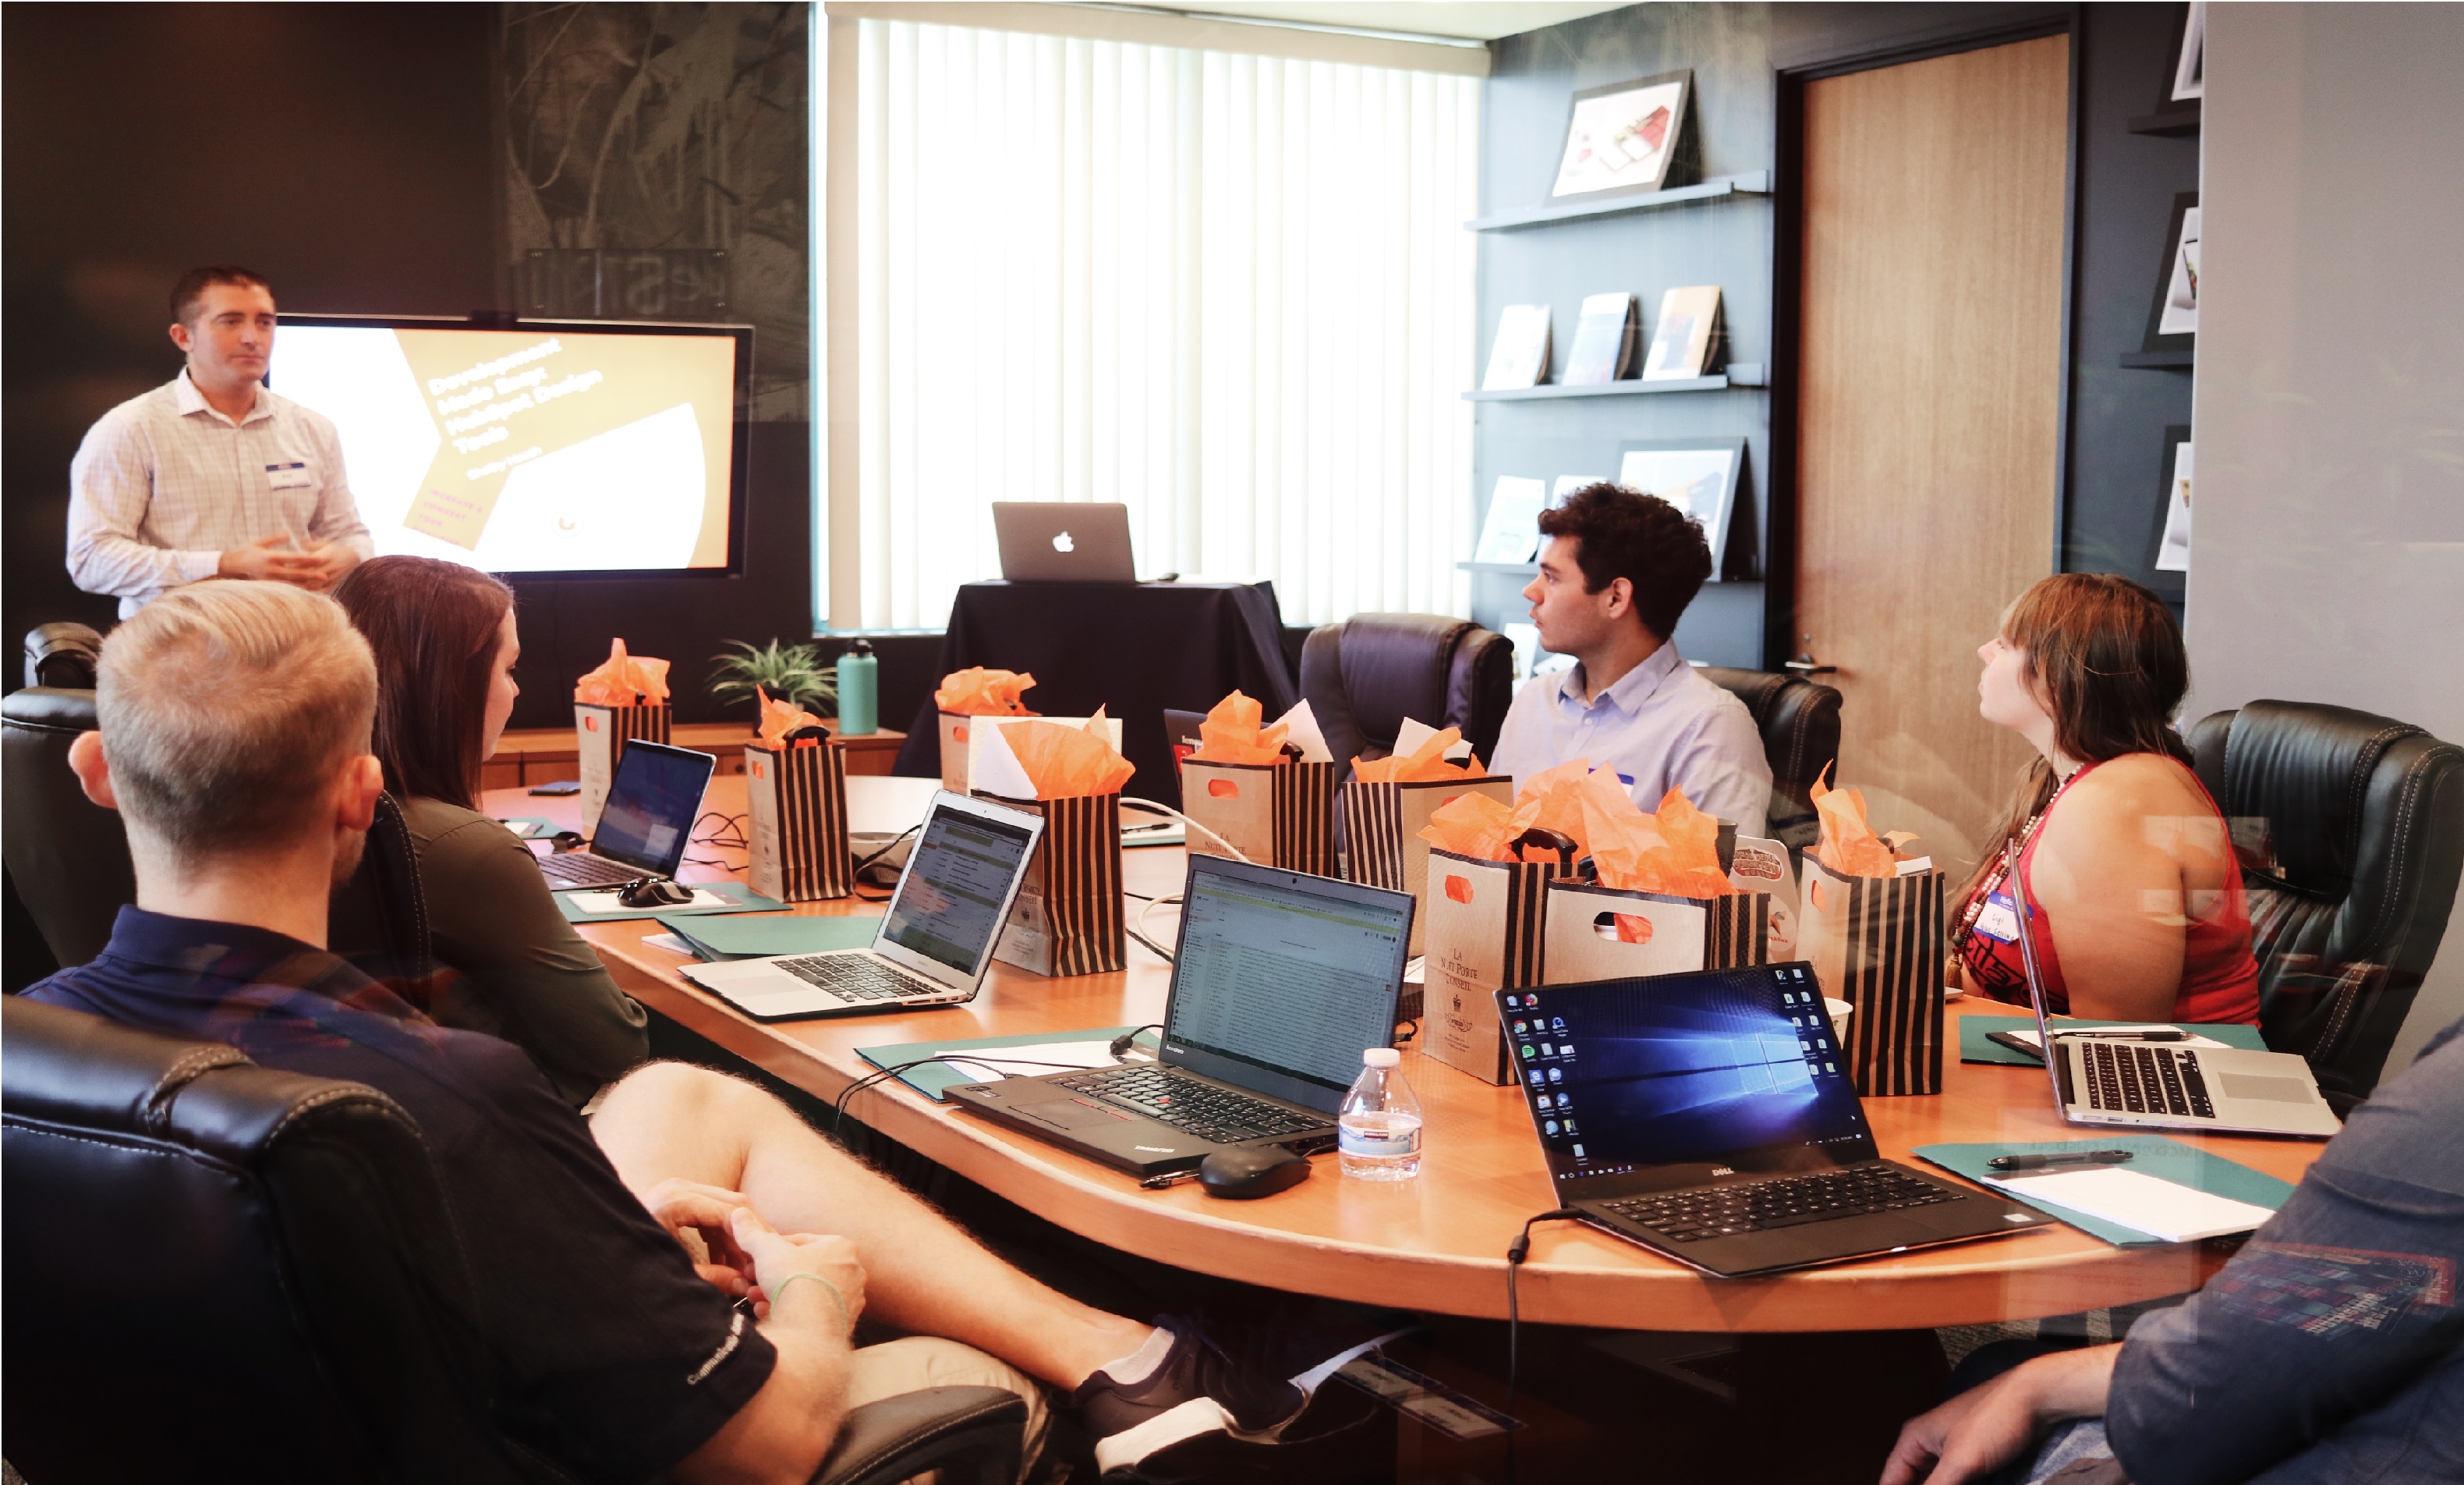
1981,1168,2275,1243
554,878,786,923
653,912,881,960
1960,1015,2268,1065
857,1027,1163,1100
1913,1135,2296,1247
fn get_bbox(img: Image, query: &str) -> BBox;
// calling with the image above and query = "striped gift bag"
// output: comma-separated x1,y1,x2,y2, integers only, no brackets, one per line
1798,858,1948,1096
575,700,672,833
1182,759,1338,877
1419,845,1571,1084
1539,881,1772,983
1340,774,1515,954
983,791,1126,977
745,739,853,902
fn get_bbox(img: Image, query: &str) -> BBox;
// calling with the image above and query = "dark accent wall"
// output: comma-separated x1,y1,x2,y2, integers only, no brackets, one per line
1479,3,2191,663
3,3,824,732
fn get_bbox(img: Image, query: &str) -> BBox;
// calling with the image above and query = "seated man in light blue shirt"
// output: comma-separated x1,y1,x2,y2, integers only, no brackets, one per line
1489,484,1772,838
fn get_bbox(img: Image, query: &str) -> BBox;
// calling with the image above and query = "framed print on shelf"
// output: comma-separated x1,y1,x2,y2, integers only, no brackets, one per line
2169,2,2205,103
2151,425,2193,579
2141,193,2200,354
1549,71,1694,200
1616,438,1747,579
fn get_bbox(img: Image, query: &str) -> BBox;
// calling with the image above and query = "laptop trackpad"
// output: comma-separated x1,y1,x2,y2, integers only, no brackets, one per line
1017,1095,1134,1132
2218,1073,2314,1104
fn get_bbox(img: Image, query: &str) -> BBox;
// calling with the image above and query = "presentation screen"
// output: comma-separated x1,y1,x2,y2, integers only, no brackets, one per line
271,315,749,576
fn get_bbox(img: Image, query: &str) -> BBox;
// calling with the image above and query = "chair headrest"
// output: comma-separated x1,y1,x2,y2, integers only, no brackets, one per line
2,686,100,733
24,622,103,691
1336,613,1476,744
2,998,400,1162
2200,700,2430,884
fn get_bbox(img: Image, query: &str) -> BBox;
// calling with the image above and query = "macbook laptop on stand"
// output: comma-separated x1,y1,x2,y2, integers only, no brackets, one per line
992,501,1138,582
2002,840,2341,1138
681,792,1043,1019
1500,966,2056,1278
947,856,1414,1176
536,739,717,890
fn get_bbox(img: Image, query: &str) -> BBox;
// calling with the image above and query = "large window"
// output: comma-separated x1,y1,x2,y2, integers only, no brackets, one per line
827,13,1479,630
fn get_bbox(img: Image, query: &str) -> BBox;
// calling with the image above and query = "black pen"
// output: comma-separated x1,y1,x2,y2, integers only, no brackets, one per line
1988,1149,2136,1171
2055,1029,2189,1042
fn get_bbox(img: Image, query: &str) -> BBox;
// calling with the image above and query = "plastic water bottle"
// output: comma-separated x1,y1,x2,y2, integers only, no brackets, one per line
835,638,878,736
1338,1047,1423,1181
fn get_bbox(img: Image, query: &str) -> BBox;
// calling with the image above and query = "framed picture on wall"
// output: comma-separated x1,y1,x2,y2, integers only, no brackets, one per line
2169,2,2205,103
1549,71,1694,200
2141,193,2200,353
1616,438,1747,579
2151,425,2193,578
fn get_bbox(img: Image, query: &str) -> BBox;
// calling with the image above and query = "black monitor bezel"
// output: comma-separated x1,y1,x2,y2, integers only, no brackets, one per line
271,312,755,580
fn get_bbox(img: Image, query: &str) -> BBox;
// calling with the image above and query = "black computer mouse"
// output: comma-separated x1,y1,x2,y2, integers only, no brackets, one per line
618,878,693,908
1196,1146,1312,1200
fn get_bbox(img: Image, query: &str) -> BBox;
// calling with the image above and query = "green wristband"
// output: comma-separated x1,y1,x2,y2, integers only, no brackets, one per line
768,1271,851,1331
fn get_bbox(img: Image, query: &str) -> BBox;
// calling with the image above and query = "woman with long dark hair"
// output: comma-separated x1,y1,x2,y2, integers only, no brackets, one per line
1951,574,2260,1025
334,555,647,1102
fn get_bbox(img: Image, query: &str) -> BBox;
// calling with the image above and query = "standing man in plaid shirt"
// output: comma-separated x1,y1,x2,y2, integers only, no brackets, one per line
67,265,373,616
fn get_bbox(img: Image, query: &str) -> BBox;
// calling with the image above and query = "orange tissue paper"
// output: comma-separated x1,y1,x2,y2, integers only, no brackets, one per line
1001,711,1135,799
1417,790,1523,863
1352,725,1488,784
755,686,829,749
1193,690,1291,765
936,668,1039,716
1588,788,1735,900
1810,764,1919,878
574,639,671,706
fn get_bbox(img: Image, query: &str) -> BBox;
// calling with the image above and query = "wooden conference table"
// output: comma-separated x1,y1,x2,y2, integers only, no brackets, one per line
487,774,2324,1335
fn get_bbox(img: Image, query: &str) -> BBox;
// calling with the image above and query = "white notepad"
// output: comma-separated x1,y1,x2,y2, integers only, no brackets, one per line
567,886,732,915
1984,1167,2275,1242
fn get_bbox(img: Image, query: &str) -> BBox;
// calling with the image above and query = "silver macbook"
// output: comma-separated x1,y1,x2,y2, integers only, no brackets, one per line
2005,839,2340,1138
992,501,1137,582
681,792,1043,1019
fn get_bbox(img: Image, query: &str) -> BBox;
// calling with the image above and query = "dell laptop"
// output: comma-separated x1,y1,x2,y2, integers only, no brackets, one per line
680,792,1043,1019
1501,965,2057,1278
536,739,717,890
2002,840,2341,1139
947,855,1414,1176
991,501,1138,582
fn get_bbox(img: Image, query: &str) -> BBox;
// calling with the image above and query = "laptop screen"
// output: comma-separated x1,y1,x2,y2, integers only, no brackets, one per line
1162,858,1413,1111
1504,966,1872,1184
593,742,717,874
878,802,1038,976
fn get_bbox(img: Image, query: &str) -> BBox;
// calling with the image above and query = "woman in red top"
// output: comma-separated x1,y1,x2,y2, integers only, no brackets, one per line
1951,574,2261,1026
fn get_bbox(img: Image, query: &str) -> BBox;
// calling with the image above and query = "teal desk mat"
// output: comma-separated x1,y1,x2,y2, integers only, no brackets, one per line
555,878,785,923
1960,1014,2268,1065
654,913,880,960
1914,1135,2296,1246
859,1026,1161,1101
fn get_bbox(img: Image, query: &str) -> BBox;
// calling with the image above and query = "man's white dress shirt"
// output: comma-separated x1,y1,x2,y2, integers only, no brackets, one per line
1489,643,1775,839
66,368,374,616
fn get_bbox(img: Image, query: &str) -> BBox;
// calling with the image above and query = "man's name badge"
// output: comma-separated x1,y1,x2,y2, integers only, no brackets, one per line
265,461,313,491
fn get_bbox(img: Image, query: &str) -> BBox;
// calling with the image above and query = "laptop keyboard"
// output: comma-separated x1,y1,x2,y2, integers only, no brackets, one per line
771,955,940,1001
2083,1040,2216,1118
1602,1164,1958,1245
539,852,651,888
1055,1066,1328,1146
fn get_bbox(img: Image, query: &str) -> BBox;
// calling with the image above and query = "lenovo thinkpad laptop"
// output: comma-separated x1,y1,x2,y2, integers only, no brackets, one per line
991,501,1138,582
537,739,717,890
2003,840,2341,1139
679,792,1043,1019
947,855,1414,1176
1501,966,2056,1278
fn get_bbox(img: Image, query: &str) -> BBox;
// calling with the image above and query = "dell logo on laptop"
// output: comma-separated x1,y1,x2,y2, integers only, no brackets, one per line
1052,530,1074,553
1134,1146,1177,1154
1710,1166,1736,1176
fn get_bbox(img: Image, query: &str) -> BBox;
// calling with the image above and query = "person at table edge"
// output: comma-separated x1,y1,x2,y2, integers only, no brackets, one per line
66,264,372,617
1489,482,1773,838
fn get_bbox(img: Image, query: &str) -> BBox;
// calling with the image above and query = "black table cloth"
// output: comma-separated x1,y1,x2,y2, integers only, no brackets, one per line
892,580,1297,810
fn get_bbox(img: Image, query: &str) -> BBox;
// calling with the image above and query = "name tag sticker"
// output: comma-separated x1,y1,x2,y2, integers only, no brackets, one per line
265,461,313,491
1975,891,2022,943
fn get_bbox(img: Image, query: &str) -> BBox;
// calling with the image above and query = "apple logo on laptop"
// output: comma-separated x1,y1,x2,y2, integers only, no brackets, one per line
1052,530,1074,553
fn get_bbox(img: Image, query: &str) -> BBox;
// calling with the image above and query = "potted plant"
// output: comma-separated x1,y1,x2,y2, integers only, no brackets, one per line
709,640,838,722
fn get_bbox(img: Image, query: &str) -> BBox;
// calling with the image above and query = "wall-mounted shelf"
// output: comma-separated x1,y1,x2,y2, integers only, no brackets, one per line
1466,172,1773,232
1464,363,1765,401
2119,349,2193,369
1457,561,1539,575
2126,108,2200,137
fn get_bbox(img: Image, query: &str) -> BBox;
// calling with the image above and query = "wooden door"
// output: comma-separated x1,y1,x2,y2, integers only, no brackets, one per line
1794,34,2069,878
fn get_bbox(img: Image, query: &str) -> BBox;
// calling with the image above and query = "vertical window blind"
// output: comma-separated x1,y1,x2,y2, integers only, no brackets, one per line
845,16,1479,630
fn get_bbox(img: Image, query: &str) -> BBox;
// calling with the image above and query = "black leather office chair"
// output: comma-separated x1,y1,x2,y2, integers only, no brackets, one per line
23,621,102,690
2,998,1029,1485
1699,667,1843,856
1,686,131,970
2188,700,2464,1111
1300,613,1514,783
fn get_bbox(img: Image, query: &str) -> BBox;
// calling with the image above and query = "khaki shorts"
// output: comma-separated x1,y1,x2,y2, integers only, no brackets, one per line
843,1334,1051,1481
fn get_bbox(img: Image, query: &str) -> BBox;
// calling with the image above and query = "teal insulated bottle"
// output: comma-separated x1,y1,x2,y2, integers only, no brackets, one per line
835,638,879,736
